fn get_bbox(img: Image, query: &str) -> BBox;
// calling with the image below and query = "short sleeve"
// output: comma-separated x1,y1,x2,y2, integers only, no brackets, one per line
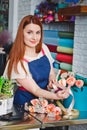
3,60,32,81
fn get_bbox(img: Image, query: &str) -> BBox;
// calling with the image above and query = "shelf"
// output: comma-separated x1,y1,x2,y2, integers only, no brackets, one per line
42,21,74,25
58,5,87,16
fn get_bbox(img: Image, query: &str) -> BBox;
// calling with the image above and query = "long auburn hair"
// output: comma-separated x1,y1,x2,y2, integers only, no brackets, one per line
7,15,43,79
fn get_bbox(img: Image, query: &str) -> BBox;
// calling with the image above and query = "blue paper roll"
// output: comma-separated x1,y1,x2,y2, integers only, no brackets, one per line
58,38,74,48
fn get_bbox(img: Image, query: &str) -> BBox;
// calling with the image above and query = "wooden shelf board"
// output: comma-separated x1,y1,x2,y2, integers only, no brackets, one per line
58,5,87,16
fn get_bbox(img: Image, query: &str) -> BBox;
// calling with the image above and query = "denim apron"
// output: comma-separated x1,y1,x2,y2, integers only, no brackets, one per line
13,50,51,106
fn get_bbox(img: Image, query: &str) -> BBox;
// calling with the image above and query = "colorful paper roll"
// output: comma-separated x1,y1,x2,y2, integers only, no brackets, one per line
51,52,57,59
53,61,60,69
46,44,57,53
56,53,73,64
58,31,74,39
58,38,74,48
43,37,58,45
60,62,72,71
57,46,73,54
43,30,58,38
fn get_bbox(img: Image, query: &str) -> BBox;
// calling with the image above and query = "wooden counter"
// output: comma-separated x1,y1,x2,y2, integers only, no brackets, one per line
58,6,87,16
31,111,87,128
0,113,41,130
0,110,87,130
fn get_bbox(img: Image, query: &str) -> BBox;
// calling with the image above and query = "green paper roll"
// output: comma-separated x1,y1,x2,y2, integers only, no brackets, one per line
58,31,74,39
60,62,72,71
57,46,73,54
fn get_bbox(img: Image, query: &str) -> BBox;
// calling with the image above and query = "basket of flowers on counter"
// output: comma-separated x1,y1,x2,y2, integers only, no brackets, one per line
0,76,14,116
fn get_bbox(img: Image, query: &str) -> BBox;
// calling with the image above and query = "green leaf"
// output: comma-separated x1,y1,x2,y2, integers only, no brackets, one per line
73,88,78,92
1,77,14,97
0,76,5,93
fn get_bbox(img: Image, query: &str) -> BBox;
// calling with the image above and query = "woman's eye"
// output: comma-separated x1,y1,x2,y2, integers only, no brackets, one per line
27,31,31,34
36,31,41,34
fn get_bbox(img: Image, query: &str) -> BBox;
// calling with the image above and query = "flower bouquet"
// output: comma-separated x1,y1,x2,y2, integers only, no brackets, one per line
50,71,84,119
27,71,85,119
61,71,87,112
27,97,62,119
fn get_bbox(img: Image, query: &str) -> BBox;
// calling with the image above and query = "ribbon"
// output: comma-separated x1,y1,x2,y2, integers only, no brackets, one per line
67,88,75,113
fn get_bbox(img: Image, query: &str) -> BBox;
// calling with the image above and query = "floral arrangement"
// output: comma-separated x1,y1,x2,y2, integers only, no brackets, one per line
28,71,83,118
28,97,62,118
34,0,58,23
57,71,84,92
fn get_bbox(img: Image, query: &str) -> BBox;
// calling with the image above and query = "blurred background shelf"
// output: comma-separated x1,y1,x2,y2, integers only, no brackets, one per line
58,5,87,16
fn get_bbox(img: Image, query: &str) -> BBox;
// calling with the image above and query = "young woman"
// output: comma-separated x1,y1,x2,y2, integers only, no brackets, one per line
3,15,69,111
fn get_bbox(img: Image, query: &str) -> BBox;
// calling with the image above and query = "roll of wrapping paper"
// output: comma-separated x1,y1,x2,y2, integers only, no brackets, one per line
44,37,59,46
58,31,74,39
57,46,73,54
60,62,72,71
51,52,57,59
46,44,57,53
53,61,60,69
58,38,74,48
58,38,73,44
56,53,73,64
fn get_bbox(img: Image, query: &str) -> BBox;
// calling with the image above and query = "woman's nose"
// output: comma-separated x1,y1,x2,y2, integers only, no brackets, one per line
32,33,37,40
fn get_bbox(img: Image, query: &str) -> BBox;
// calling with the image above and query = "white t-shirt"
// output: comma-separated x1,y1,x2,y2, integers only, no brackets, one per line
3,44,54,83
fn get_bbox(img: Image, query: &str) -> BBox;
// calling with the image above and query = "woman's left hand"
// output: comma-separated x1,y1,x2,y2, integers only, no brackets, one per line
56,89,70,100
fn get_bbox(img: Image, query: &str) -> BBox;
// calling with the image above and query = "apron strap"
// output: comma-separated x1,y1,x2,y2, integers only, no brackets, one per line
23,48,45,62
23,58,29,62
42,48,45,55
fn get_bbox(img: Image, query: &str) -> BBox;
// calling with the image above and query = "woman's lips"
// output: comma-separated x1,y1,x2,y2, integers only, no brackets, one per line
31,41,37,44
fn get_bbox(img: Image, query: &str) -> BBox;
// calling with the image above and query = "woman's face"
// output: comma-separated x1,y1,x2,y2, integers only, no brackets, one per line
23,23,41,48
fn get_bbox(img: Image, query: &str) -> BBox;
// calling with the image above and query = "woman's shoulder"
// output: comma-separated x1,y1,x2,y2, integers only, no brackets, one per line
42,43,50,52
42,43,48,48
42,43,51,55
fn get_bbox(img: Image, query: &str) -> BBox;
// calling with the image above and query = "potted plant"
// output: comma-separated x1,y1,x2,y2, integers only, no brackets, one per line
0,76,14,116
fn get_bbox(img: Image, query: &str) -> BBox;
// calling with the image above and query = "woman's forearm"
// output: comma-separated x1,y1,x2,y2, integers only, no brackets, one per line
35,87,60,100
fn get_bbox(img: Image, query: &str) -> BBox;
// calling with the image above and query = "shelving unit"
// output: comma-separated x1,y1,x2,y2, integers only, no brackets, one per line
58,5,87,16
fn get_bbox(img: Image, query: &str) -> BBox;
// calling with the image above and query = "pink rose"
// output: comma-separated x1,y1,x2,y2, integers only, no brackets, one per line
66,76,76,86
75,80,84,88
58,78,66,88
